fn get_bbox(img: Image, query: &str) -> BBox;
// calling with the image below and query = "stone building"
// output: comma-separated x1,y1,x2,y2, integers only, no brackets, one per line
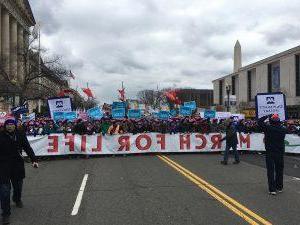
0,0,35,111
212,41,300,118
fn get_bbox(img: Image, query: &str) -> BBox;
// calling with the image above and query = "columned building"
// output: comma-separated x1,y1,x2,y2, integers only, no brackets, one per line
0,0,35,111
213,41,300,119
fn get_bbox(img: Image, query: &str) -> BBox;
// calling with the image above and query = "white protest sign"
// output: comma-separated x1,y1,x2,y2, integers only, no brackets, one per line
48,97,72,119
255,93,286,121
232,114,245,121
216,112,231,119
0,112,8,124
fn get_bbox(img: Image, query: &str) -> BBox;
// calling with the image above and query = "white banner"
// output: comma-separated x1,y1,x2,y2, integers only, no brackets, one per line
48,97,72,119
27,133,300,156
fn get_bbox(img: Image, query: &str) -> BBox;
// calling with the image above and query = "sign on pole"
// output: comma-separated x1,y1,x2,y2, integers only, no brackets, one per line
112,102,126,109
53,112,65,121
255,92,287,121
158,111,170,120
184,101,196,110
48,97,72,119
128,109,142,119
64,112,77,121
204,109,216,119
11,104,29,115
112,108,126,119
179,106,192,116
87,107,103,119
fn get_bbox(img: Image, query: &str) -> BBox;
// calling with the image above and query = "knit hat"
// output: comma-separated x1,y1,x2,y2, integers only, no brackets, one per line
4,118,17,126
271,113,280,122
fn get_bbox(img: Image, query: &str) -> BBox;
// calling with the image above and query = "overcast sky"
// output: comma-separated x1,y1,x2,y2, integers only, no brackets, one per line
29,0,300,103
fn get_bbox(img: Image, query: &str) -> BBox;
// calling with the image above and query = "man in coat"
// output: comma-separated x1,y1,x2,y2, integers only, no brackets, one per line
220,117,240,165
0,118,38,224
258,114,287,195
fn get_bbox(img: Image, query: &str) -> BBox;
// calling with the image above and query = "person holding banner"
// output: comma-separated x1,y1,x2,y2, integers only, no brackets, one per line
258,114,287,195
0,118,39,224
220,117,240,165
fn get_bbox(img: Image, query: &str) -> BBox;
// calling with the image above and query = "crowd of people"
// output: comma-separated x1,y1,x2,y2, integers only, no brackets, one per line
1,115,300,136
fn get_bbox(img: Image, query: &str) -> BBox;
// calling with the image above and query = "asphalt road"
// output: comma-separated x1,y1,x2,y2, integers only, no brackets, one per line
8,153,300,225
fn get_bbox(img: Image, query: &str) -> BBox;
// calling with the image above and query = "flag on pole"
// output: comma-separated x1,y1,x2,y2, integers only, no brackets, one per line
58,89,75,97
82,88,94,98
69,70,75,79
118,88,125,101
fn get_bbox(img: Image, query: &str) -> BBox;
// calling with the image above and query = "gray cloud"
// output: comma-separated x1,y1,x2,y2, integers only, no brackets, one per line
29,0,300,103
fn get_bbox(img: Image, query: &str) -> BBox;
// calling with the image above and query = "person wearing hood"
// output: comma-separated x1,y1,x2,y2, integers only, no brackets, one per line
258,114,287,195
0,118,38,224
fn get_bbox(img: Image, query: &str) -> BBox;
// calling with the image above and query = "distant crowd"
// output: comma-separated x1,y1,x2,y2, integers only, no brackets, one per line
1,116,300,136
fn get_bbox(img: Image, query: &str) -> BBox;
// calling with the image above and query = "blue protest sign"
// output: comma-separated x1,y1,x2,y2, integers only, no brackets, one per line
22,113,36,122
112,108,126,119
204,109,216,119
53,112,65,121
170,109,177,117
180,106,192,116
64,112,77,121
184,101,197,110
112,102,126,109
11,104,29,115
158,111,170,120
152,112,159,118
87,107,103,119
128,109,142,119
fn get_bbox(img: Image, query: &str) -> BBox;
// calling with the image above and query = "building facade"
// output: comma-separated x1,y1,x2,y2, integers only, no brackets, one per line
0,0,35,111
177,89,213,109
213,42,300,118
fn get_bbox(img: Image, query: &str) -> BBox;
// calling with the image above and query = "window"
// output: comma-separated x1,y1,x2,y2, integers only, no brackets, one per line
247,71,251,101
296,55,300,96
219,80,223,105
268,62,280,93
231,76,236,95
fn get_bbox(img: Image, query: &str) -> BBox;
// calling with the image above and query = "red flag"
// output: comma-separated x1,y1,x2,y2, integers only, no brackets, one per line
165,90,181,104
118,88,126,101
58,89,74,97
82,88,94,98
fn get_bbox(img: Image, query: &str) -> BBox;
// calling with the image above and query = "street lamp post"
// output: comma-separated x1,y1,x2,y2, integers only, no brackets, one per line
225,84,231,112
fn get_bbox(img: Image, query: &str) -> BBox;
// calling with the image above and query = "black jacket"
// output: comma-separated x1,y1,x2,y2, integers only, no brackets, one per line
0,130,37,184
221,123,238,146
258,115,287,153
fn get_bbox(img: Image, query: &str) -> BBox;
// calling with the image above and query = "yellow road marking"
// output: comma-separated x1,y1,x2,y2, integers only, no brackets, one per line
157,155,272,225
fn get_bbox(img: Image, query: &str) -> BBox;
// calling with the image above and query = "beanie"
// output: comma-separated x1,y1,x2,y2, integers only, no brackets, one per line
4,118,17,127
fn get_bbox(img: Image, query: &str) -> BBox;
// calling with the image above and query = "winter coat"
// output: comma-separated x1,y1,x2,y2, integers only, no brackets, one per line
221,123,238,146
0,130,37,184
258,115,287,153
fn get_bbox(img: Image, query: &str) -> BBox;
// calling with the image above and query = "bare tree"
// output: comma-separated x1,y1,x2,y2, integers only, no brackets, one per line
137,89,165,109
0,32,69,105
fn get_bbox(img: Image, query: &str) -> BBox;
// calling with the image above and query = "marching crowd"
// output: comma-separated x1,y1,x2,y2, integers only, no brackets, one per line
1,116,300,136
